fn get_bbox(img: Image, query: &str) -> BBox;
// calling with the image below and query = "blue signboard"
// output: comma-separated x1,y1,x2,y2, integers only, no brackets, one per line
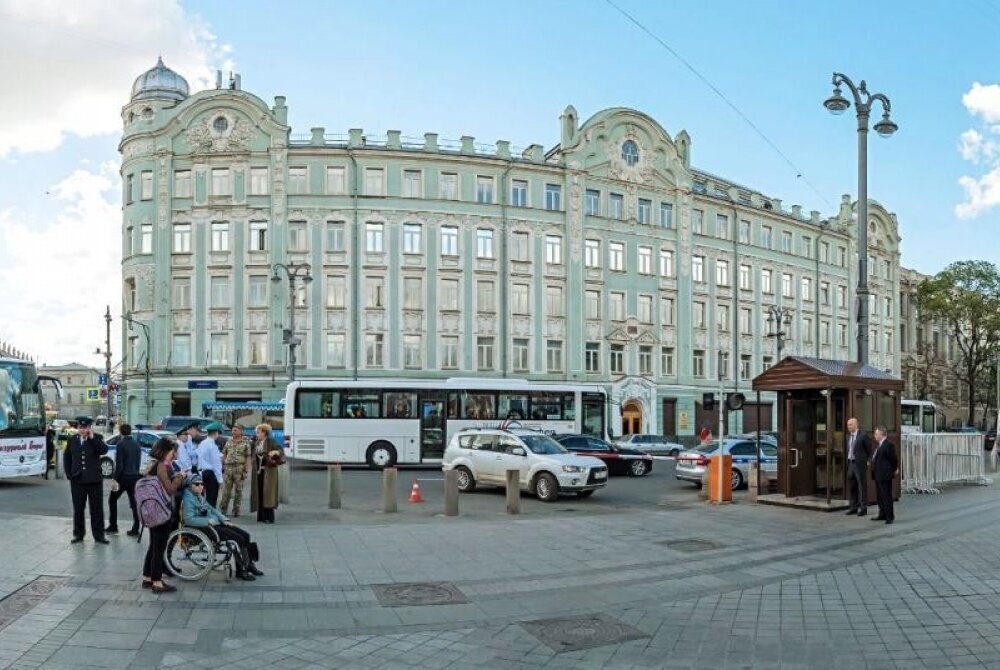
98,374,108,386
187,380,219,390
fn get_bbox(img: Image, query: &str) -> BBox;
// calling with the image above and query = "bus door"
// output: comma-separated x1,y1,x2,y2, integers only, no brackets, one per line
419,393,447,460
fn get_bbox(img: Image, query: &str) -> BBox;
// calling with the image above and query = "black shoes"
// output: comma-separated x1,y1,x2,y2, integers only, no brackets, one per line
857,510,867,517
70,537,83,544
105,526,119,534
95,537,110,544
845,509,856,515
248,563,264,577
236,571,256,581
885,519,894,525
126,529,140,537
872,516,886,521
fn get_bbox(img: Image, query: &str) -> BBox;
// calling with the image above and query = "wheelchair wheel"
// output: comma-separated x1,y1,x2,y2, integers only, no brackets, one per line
164,528,215,581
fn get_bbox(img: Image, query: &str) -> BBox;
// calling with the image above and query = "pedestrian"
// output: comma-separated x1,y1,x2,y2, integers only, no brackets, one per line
181,474,263,580
871,426,898,525
699,425,711,444
219,424,252,516
63,417,109,544
197,423,224,507
175,425,199,474
250,423,284,524
844,417,872,517
141,438,185,593
106,423,142,536
44,426,55,480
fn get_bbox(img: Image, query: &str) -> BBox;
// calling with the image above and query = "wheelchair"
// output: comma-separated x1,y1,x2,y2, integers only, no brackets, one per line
163,512,241,582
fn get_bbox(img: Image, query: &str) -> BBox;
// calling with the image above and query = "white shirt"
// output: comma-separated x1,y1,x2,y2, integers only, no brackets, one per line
176,437,198,471
197,437,223,481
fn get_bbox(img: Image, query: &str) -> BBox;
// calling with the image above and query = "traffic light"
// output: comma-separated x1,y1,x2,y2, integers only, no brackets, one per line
702,392,715,411
726,392,746,411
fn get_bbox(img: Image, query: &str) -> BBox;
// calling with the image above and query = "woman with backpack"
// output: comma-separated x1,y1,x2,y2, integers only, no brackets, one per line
140,438,185,593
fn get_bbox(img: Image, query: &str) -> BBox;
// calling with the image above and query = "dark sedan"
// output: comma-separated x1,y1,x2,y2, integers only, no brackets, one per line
553,434,653,477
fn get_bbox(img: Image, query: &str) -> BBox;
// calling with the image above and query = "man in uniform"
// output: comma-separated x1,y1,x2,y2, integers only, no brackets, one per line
63,417,109,544
197,422,224,507
175,424,200,474
219,424,252,517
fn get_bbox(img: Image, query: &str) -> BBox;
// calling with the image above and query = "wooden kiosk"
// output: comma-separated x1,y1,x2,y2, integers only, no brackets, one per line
751,357,903,510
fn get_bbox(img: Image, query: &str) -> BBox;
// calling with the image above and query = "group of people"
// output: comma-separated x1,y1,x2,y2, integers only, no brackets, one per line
845,417,899,524
62,417,286,593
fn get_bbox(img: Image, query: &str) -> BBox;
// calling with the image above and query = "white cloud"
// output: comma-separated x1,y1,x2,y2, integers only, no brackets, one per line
0,163,122,367
956,82,1000,218
0,0,232,156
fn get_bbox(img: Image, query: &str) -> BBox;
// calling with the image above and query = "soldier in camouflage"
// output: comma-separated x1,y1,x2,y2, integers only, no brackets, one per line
219,425,253,516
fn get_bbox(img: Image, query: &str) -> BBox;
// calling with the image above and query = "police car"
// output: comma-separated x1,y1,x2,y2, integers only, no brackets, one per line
675,438,778,490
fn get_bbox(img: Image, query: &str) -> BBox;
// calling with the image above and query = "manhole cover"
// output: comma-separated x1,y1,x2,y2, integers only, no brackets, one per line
521,614,648,652
372,582,468,607
659,538,723,553
0,576,66,632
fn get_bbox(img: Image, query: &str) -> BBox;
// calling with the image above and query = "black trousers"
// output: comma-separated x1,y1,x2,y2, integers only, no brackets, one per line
108,477,139,531
211,524,254,568
875,477,895,521
143,523,170,582
256,470,274,523
202,470,220,508
847,461,867,512
70,482,104,539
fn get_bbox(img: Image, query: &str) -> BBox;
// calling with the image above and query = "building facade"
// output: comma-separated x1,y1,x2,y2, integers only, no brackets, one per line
38,363,103,419
119,60,904,436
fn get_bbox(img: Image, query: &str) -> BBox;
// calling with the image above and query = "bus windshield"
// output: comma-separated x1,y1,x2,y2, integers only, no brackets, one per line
0,361,43,435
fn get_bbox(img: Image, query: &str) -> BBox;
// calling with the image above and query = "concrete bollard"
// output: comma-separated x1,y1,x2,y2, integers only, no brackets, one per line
505,469,521,515
747,464,759,503
55,442,65,480
278,462,291,504
383,467,398,513
444,469,459,517
328,464,342,509
699,470,709,501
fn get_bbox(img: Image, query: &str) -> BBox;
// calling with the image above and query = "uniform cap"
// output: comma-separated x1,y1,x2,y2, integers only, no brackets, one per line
204,422,223,433
77,417,94,427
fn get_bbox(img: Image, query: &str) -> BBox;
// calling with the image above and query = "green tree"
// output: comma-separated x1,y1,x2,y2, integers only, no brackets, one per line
917,261,1000,427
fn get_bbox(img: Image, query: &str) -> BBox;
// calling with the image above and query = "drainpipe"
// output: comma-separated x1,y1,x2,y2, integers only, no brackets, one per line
499,160,514,378
348,150,360,380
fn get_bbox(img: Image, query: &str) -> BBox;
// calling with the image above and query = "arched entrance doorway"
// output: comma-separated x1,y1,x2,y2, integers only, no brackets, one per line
622,400,643,435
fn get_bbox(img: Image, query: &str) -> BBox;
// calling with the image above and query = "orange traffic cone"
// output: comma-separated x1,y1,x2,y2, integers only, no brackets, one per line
408,480,424,504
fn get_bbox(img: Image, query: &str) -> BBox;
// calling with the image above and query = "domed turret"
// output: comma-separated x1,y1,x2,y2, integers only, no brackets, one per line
131,57,189,103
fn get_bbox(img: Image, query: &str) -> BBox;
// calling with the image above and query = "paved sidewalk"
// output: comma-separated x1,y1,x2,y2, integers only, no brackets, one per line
1,485,1000,669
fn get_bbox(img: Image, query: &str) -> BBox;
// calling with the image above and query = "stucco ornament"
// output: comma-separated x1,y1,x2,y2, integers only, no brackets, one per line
568,173,583,262
185,110,255,153
604,126,656,185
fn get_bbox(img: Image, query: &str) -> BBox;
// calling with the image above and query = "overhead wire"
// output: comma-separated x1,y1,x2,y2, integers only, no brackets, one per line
603,0,836,210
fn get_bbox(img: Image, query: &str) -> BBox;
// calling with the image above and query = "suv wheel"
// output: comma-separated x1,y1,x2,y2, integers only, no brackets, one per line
366,442,397,470
455,466,476,492
731,468,744,490
534,472,559,502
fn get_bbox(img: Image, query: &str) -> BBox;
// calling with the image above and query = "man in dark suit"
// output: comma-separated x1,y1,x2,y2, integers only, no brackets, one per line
871,425,899,525
106,423,141,536
63,417,109,544
845,417,872,516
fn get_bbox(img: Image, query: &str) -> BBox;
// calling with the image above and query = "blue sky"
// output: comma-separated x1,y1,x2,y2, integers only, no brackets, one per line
0,0,996,364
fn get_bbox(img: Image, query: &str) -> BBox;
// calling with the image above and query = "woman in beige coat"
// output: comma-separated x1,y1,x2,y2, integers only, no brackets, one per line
250,423,284,523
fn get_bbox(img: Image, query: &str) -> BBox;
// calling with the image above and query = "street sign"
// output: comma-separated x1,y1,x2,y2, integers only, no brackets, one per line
187,380,218,390
98,374,108,386
85,388,101,403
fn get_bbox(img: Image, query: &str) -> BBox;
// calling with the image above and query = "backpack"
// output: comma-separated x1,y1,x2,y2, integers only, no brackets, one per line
134,473,173,529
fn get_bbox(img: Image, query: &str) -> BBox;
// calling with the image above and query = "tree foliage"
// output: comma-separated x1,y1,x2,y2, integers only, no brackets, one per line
917,260,1000,426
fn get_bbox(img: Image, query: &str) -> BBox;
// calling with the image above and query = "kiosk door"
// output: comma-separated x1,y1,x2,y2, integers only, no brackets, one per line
784,398,817,497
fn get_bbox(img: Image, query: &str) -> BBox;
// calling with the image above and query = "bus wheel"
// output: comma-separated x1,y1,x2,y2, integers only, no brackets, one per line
366,442,397,470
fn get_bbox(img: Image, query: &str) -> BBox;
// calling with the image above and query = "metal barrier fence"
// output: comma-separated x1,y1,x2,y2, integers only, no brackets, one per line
902,433,991,494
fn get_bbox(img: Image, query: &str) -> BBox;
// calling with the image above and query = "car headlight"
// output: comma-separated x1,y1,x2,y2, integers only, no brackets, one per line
562,465,584,473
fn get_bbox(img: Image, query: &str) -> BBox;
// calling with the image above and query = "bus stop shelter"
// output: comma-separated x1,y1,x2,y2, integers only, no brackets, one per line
751,356,903,510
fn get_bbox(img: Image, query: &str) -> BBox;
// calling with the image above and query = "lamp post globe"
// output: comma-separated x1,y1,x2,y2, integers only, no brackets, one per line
823,88,851,115
873,114,899,138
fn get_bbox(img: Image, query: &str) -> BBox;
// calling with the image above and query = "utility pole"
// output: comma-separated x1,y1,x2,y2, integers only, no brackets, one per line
95,306,113,420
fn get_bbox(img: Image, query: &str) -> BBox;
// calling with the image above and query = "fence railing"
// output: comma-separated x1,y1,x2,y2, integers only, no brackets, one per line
902,433,991,494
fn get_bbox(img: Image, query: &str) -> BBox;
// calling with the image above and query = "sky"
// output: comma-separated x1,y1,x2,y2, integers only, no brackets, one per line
0,0,998,368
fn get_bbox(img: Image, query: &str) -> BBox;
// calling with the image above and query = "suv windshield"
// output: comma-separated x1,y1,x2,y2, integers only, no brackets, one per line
519,434,568,455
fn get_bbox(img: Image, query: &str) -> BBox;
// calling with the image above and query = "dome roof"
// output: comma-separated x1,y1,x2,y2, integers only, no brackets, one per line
131,57,189,102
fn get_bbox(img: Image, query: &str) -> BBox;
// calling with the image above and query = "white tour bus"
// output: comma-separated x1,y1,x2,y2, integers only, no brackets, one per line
0,357,60,478
284,379,608,468
901,399,937,434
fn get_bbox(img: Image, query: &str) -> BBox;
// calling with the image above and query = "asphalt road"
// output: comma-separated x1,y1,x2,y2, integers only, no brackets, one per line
0,458,750,526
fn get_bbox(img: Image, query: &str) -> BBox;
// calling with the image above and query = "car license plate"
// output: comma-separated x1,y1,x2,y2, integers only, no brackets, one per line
593,470,606,480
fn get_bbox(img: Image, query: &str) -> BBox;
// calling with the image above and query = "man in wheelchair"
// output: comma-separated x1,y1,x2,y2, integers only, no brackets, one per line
181,474,263,581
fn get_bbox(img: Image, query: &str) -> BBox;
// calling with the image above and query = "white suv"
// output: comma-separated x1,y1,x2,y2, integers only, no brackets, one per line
443,428,608,502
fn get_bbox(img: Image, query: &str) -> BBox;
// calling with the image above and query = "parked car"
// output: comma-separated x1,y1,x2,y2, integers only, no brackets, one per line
442,427,608,501
100,430,172,478
985,430,996,451
553,434,653,476
728,432,778,446
675,439,778,491
614,433,687,457
50,419,70,431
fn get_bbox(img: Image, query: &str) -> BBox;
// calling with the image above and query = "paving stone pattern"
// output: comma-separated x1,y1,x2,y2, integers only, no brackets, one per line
2,486,1000,668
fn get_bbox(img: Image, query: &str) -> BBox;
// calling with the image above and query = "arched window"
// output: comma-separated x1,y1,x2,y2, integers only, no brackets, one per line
621,140,639,166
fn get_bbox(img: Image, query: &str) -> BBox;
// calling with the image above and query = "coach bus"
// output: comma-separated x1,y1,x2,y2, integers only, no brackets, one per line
901,399,937,434
0,358,60,478
283,378,607,468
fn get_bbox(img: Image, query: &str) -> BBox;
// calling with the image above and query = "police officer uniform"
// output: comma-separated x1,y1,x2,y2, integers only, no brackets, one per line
63,418,109,544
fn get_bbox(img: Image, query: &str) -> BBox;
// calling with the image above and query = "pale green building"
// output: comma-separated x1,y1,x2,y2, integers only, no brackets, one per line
119,59,903,436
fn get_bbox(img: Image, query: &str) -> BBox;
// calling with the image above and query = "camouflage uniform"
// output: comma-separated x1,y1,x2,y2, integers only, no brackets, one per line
219,436,252,516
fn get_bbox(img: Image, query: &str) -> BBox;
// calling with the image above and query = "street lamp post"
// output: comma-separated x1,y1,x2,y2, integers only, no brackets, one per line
94,306,113,420
124,311,152,424
765,305,793,361
823,72,898,366
271,262,313,382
